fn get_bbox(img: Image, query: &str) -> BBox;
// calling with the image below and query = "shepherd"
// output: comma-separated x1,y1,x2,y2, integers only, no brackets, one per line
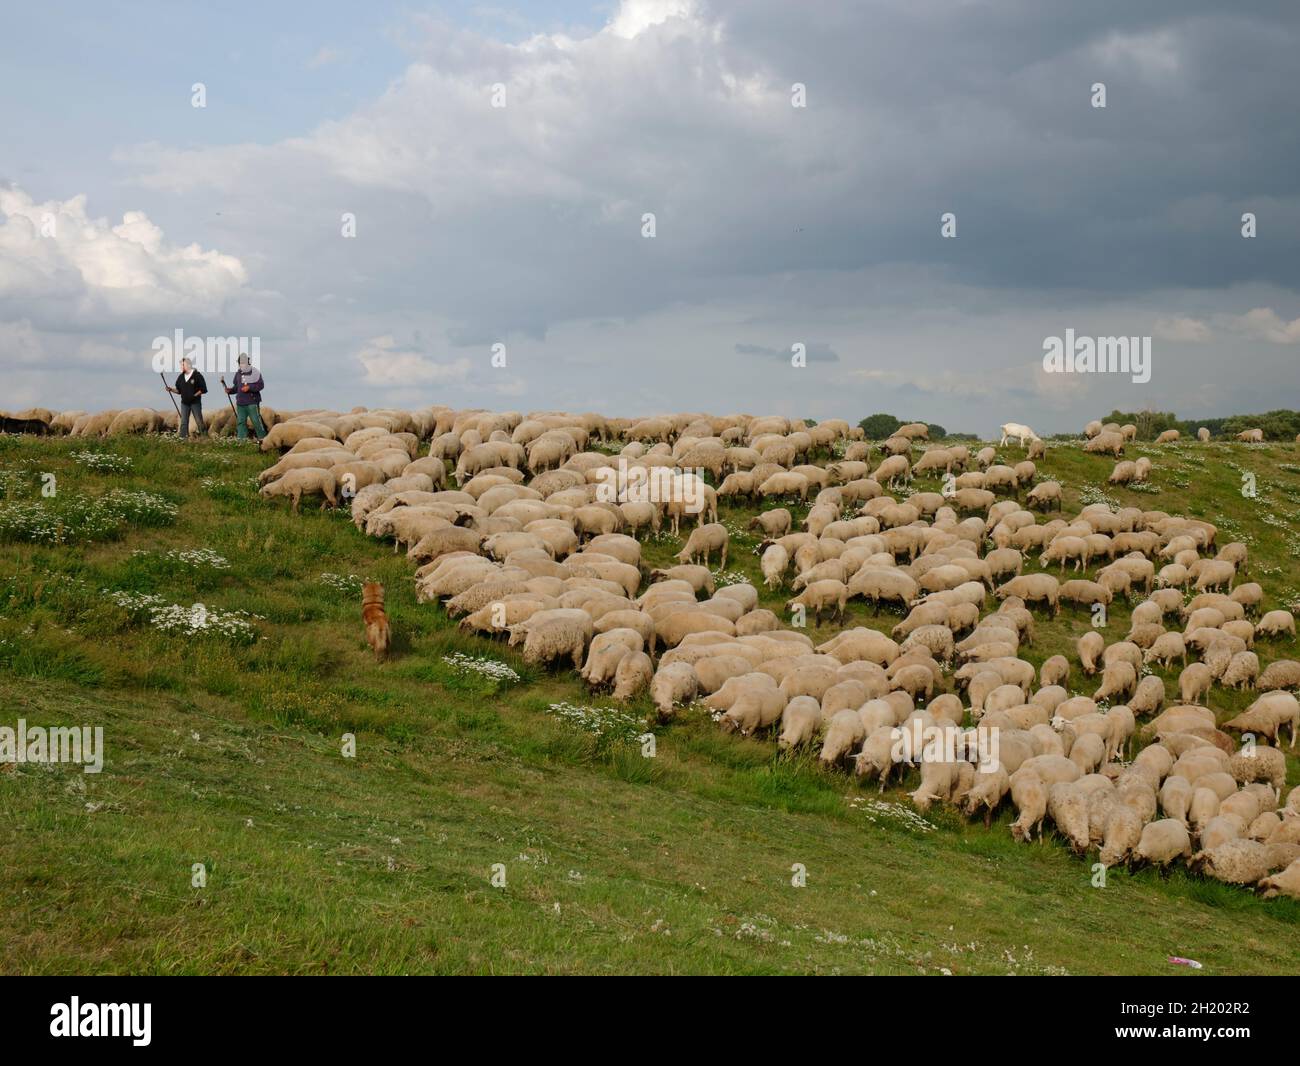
224,353,267,441
165,357,208,439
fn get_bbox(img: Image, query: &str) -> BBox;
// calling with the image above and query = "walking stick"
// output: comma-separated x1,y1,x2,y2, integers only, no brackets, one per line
159,372,182,433
218,376,242,437
218,377,239,417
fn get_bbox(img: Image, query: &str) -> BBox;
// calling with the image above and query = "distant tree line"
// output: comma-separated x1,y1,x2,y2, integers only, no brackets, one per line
857,413,960,440
1096,409,1300,441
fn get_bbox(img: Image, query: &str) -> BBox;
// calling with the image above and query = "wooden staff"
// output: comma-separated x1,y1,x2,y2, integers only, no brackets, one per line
159,371,182,420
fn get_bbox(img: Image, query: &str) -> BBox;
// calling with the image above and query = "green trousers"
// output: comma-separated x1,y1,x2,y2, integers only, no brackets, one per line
235,404,267,440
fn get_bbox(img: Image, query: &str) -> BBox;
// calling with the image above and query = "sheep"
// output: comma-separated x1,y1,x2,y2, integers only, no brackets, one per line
854,727,903,790
1026,481,1062,512
1224,692,1299,747
612,651,653,701
785,580,848,625
1009,768,1049,842
778,697,823,748
1221,651,1260,690
1258,659,1300,692
1143,631,1186,669
259,468,339,513
651,661,699,721
995,574,1059,615
676,522,729,569
962,767,1011,827
1258,859,1300,900
1129,674,1166,717
1099,806,1145,867
1256,610,1296,639
1191,840,1300,885
910,759,964,813
511,608,593,671
820,708,868,766
1132,819,1193,870
760,544,790,590
1038,654,1069,688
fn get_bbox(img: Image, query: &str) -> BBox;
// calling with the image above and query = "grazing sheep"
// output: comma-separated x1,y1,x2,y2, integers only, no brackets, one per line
259,468,339,513
1258,859,1300,900
1256,610,1296,639
995,574,1059,616
778,697,823,749
820,708,868,766
1224,692,1299,747
1009,768,1049,842
1258,659,1300,692
1078,631,1105,675
1040,654,1069,688
612,651,653,701
1132,819,1193,869
651,661,699,721
676,522,729,568
1026,481,1062,511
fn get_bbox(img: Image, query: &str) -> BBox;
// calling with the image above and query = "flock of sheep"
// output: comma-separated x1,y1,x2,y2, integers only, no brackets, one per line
11,402,1300,900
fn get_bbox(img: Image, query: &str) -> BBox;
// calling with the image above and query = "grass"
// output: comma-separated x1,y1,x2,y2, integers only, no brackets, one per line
1,431,1299,974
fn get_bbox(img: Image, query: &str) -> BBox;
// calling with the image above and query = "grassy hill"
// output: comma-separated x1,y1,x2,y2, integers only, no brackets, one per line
1,431,1298,975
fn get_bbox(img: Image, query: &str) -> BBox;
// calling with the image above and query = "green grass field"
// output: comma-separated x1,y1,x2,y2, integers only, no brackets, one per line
2,431,1299,974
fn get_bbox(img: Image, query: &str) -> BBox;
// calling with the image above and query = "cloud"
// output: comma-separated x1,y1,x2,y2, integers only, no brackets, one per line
0,185,255,329
1153,315,1211,342
356,335,473,386
1230,307,1300,344
735,341,838,363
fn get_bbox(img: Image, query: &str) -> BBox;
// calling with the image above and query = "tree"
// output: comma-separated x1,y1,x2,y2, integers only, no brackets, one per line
925,423,946,440
858,413,901,440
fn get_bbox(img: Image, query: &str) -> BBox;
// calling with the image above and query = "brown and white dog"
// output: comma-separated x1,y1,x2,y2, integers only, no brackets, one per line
361,582,390,661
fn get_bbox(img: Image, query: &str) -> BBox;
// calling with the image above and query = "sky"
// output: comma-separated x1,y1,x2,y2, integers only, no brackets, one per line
2,0,1298,434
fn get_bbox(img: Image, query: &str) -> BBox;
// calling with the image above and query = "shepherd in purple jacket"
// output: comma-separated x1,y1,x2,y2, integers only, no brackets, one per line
225,353,266,440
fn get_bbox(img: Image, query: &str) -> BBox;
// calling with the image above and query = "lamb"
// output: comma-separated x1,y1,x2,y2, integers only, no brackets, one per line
259,468,339,513
1178,663,1212,704
651,661,699,721
1132,819,1193,869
